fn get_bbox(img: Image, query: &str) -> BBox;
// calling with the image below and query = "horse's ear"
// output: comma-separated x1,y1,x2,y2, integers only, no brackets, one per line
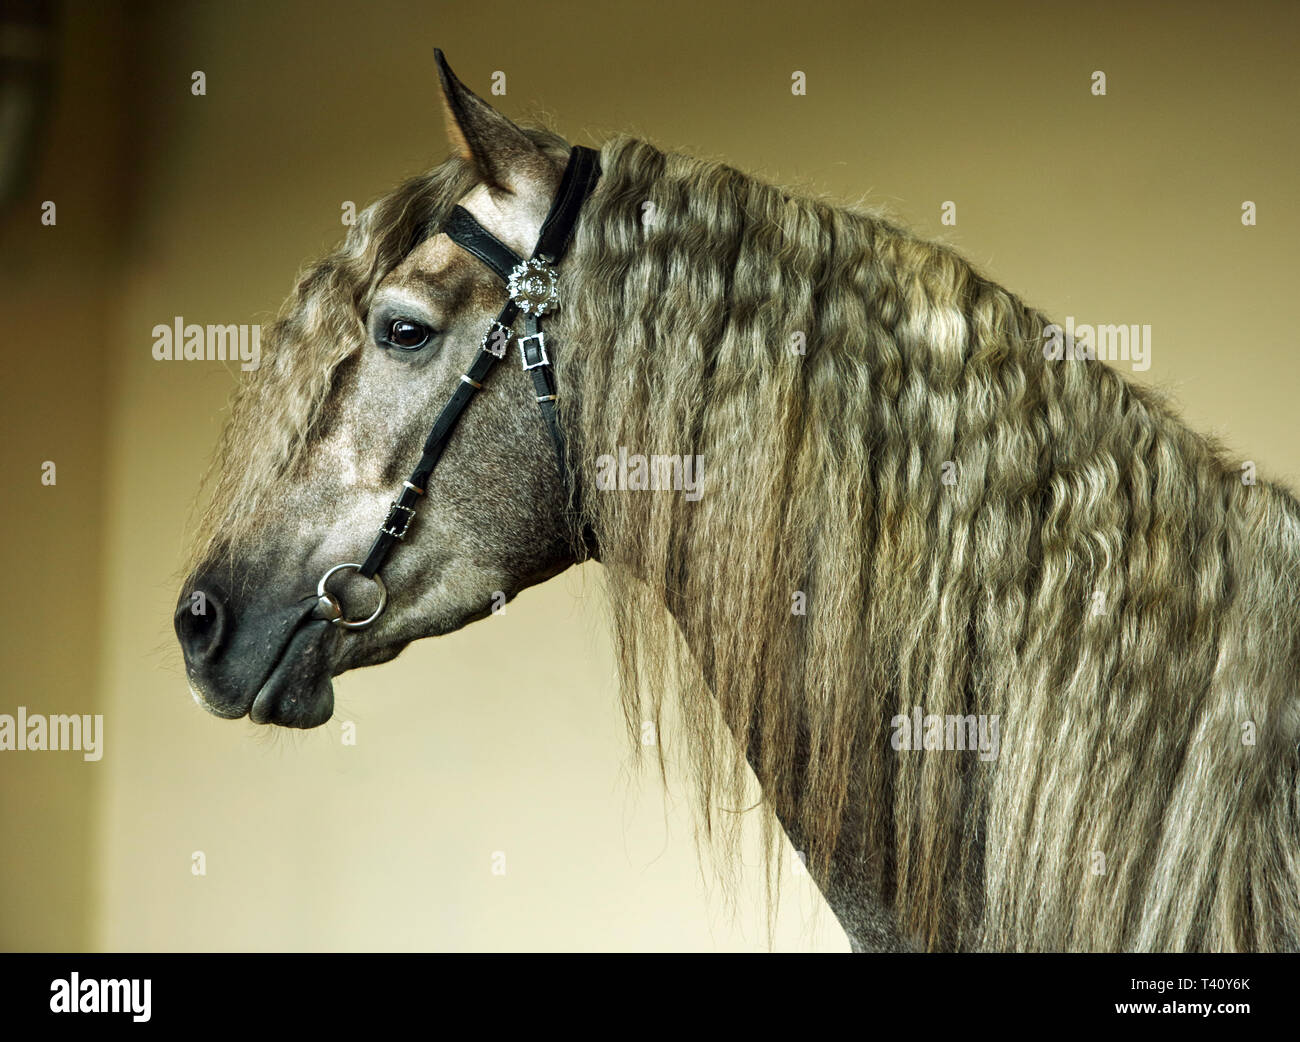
434,49,548,195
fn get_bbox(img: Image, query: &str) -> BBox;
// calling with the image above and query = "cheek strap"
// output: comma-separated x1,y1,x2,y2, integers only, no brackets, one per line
312,145,601,627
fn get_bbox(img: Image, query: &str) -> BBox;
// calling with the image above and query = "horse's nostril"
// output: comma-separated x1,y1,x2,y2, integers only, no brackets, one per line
175,583,229,663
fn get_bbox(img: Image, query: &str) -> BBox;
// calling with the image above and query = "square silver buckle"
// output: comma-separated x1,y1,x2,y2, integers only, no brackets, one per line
518,331,550,370
381,501,416,539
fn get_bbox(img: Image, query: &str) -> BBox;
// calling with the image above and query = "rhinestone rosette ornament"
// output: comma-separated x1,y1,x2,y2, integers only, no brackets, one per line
507,258,560,315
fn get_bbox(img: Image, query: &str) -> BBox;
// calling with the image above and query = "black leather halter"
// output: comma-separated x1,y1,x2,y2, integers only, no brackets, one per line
312,145,602,629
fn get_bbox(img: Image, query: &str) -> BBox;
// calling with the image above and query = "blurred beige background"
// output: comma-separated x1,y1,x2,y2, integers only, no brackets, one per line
1,0,1296,951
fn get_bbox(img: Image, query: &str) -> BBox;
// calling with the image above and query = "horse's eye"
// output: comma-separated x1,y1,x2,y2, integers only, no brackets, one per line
385,319,431,350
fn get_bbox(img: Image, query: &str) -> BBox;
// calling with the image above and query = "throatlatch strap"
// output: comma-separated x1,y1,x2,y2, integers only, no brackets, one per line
535,146,601,261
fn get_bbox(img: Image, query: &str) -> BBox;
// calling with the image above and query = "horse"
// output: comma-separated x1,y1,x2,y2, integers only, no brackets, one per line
175,51,1300,952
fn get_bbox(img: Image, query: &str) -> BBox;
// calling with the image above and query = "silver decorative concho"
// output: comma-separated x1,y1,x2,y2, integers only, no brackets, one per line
507,258,560,315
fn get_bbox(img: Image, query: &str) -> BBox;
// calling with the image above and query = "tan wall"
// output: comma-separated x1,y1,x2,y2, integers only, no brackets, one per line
0,2,131,950
2,0,1296,950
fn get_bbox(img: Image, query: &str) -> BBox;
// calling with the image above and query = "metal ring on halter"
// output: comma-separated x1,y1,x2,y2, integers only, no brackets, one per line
314,563,387,630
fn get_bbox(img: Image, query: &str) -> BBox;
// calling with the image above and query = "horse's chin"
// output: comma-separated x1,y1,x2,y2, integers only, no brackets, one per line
247,619,337,728
250,676,335,728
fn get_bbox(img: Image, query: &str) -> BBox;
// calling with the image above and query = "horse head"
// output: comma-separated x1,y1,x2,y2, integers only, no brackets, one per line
176,54,585,727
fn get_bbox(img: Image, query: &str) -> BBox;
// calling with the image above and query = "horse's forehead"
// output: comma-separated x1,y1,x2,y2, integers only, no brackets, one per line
390,233,459,282
458,181,553,256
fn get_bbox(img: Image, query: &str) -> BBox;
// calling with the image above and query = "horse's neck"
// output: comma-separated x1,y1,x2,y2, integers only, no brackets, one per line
659,584,917,951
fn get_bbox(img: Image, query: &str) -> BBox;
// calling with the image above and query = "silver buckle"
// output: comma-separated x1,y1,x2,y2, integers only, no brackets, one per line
381,501,416,539
518,331,550,370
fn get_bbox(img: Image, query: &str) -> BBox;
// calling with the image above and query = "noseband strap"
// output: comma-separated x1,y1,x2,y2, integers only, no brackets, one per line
312,145,601,629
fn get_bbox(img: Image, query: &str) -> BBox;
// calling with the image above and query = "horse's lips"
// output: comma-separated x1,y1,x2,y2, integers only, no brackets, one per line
249,619,336,727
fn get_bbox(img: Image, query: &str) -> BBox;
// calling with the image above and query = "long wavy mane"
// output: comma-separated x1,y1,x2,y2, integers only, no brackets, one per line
557,135,1300,950
188,125,1300,951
